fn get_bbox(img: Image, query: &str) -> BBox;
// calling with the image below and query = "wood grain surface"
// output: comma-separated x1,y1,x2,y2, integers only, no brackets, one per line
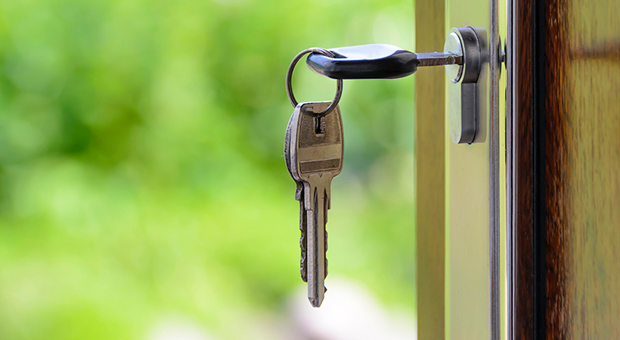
513,0,620,338
546,0,620,338
512,0,536,337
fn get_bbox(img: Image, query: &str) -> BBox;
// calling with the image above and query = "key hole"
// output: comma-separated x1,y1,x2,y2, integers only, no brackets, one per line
315,116,325,135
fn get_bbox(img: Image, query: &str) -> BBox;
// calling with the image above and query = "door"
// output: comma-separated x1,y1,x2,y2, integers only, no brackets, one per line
509,0,620,338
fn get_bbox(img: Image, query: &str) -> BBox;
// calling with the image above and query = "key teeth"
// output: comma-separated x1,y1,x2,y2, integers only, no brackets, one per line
300,234,307,282
324,192,329,278
325,258,328,278
300,244,307,282
300,233,308,282
325,229,328,278
300,199,308,282
294,182,303,201
300,266,307,282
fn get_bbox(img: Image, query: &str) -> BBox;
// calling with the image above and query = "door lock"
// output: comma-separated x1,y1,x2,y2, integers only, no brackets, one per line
444,27,487,144
306,26,488,144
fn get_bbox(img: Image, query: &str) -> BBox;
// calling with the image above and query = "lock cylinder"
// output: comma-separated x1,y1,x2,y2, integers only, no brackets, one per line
445,27,486,144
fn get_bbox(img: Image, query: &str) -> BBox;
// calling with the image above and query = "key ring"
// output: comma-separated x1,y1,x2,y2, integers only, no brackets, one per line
286,48,343,116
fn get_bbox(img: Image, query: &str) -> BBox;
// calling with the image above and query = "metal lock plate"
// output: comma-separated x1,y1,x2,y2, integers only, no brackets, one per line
444,27,488,144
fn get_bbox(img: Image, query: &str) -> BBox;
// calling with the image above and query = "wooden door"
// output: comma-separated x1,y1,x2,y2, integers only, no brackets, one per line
508,0,620,338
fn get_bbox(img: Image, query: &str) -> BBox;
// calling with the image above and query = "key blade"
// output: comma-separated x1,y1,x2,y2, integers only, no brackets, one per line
307,185,327,307
416,52,463,67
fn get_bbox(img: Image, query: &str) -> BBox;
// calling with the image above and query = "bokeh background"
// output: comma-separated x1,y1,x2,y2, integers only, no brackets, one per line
0,0,416,339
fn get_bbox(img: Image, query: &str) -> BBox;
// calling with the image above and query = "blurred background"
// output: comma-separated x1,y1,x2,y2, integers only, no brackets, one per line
0,0,416,339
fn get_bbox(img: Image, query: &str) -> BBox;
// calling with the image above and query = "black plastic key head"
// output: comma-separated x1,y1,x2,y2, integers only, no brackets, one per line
306,44,419,80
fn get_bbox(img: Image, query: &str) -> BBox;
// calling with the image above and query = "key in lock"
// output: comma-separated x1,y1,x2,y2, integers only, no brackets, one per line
306,26,489,144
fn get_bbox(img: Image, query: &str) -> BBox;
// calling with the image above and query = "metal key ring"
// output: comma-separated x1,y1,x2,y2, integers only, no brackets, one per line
286,48,343,116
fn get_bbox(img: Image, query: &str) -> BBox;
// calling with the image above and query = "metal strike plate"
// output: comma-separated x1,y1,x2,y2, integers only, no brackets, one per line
444,27,488,144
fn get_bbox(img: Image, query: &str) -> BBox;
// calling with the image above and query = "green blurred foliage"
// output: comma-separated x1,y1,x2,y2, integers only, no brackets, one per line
0,0,415,338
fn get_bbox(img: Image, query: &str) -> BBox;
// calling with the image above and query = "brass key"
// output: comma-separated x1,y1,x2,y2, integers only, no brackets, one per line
285,102,344,307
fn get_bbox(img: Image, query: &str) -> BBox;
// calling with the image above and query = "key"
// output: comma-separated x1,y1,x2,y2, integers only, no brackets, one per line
284,111,308,282
286,101,344,307
306,44,463,79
